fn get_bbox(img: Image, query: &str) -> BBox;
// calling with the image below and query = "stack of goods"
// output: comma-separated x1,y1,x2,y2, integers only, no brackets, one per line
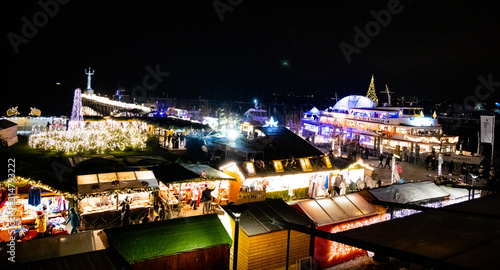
46,217,68,236
11,225,37,242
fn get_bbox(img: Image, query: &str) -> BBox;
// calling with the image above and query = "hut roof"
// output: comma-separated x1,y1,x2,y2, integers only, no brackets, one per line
223,199,313,237
104,214,232,264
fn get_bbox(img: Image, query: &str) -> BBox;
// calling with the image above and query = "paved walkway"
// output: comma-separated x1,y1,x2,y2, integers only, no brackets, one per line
363,157,461,186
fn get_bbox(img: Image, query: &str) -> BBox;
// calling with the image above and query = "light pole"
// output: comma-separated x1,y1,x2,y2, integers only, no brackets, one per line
226,204,247,270
233,212,241,270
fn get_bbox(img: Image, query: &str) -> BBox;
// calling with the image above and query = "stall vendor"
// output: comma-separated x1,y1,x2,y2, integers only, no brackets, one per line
34,210,47,239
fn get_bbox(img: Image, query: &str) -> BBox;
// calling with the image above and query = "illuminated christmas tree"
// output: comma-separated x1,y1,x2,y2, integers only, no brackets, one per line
366,75,378,106
69,88,83,129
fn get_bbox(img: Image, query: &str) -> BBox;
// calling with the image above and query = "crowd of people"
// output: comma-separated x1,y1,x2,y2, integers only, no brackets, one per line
118,184,217,227
329,174,382,197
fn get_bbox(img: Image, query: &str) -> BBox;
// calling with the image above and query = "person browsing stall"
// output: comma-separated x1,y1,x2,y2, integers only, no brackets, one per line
66,207,81,234
201,184,215,214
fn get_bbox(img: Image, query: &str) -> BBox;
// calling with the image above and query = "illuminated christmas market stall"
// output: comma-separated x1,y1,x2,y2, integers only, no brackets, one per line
292,193,383,268
221,200,314,270
152,163,235,213
0,177,76,242
220,157,374,204
76,170,159,229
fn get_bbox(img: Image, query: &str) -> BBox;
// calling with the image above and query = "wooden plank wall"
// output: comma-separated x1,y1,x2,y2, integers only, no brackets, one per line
132,244,230,270
232,230,311,270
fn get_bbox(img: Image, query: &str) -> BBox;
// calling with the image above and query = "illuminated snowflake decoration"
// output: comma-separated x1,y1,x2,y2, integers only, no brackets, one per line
264,116,278,127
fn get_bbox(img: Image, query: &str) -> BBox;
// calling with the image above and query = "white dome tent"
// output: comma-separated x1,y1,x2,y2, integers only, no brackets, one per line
332,95,375,112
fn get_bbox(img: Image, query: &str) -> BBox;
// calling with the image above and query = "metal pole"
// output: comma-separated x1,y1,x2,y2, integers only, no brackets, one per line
233,214,240,270
491,115,495,166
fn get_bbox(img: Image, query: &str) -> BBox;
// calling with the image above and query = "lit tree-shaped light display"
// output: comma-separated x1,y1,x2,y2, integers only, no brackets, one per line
366,75,378,106
70,88,83,130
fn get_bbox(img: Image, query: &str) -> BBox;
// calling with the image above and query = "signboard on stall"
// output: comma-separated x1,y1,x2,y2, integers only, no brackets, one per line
442,154,484,165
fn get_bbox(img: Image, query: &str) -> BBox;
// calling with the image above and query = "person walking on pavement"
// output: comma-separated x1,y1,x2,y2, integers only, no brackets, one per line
460,162,468,183
378,154,385,168
66,207,81,234
384,153,392,169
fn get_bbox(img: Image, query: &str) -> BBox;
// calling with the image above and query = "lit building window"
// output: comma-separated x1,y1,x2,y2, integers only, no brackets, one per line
245,162,256,175
300,158,313,172
323,156,332,168
273,160,284,172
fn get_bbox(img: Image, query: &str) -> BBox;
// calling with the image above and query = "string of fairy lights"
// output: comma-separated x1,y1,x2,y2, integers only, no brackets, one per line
1,176,77,200
29,120,149,154
326,215,385,264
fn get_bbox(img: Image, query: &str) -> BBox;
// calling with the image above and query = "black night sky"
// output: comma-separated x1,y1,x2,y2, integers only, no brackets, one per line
3,0,500,115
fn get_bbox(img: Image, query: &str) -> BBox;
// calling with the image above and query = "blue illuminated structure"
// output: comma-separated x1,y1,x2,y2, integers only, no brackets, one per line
301,95,459,157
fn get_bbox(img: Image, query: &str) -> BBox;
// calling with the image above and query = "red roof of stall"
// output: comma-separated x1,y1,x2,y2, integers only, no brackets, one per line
293,193,378,227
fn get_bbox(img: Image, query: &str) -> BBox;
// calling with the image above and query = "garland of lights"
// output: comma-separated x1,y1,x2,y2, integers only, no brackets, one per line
77,186,159,200
0,176,77,200
320,215,385,266
29,120,148,154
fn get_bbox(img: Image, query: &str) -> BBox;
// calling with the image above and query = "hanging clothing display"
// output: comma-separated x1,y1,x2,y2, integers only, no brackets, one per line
309,176,318,198
28,187,41,206
57,196,69,211
323,175,329,191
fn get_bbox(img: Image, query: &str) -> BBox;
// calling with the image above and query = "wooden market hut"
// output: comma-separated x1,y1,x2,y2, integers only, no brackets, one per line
292,193,381,268
104,214,232,270
222,199,314,270
76,170,159,230
0,177,77,242
152,163,235,207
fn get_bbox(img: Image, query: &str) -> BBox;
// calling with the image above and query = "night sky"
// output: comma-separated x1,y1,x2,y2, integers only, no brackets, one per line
3,0,500,115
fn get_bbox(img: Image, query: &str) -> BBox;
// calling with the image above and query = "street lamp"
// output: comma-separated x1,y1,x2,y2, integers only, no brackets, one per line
223,204,248,270
233,212,241,270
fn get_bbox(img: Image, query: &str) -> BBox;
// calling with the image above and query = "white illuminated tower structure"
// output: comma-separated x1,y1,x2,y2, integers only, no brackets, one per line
85,67,94,95
69,88,84,130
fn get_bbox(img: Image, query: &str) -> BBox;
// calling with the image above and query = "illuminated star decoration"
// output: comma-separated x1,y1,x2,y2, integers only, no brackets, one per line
264,117,278,127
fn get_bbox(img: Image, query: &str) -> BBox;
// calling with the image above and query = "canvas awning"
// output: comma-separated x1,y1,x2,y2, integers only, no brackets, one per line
294,193,378,227
77,170,158,196
368,181,449,204
152,164,235,185
104,214,232,264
